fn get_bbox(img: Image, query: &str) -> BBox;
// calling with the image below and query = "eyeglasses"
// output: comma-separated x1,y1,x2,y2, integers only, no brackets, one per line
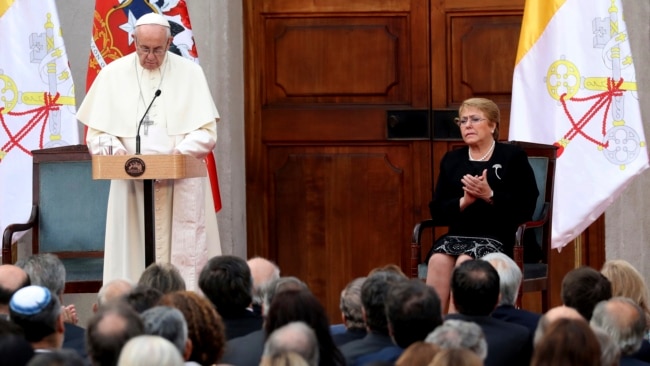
137,45,167,56
455,116,487,126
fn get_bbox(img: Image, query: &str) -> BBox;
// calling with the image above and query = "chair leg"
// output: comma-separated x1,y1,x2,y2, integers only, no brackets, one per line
541,289,549,313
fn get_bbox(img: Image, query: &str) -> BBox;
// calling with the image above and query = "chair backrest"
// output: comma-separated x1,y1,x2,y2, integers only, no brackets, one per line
509,141,557,260
7,144,109,293
527,156,549,246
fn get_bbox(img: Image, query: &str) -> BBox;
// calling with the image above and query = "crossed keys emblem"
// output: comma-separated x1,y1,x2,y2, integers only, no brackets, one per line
0,13,75,162
544,0,644,168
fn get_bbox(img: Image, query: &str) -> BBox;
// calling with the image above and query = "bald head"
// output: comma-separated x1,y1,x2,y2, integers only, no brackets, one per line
247,257,280,306
534,305,584,345
94,279,134,312
0,265,30,312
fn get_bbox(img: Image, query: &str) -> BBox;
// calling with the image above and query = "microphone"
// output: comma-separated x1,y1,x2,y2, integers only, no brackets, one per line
135,89,162,155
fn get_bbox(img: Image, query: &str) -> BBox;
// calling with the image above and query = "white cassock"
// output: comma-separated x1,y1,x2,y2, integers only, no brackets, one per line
76,52,221,290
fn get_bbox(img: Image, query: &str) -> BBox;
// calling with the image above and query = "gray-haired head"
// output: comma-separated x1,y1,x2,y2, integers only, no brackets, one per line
141,306,188,357
591,325,621,366
481,252,522,306
339,277,366,330
262,276,309,317
263,321,319,366
138,263,186,294
425,319,488,360
16,254,66,297
590,297,647,356
117,335,184,366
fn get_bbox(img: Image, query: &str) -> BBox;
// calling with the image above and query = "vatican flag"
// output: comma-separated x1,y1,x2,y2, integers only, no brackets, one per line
510,0,649,249
0,0,79,242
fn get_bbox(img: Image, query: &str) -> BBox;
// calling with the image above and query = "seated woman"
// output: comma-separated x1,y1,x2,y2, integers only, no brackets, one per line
425,97,538,313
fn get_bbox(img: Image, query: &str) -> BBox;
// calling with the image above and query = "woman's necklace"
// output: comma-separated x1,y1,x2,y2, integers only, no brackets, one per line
468,140,496,161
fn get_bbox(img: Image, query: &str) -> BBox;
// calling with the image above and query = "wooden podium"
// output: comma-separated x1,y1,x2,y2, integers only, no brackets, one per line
91,154,206,267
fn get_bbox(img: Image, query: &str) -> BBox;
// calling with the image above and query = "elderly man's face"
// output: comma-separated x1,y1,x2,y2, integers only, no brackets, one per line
134,24,171,70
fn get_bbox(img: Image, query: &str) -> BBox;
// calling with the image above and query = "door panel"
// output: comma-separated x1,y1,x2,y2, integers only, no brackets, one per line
245,0,430,320
245,0,602,320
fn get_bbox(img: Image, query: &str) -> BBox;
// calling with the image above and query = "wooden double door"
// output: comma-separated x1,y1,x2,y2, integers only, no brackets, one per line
244,0,600,320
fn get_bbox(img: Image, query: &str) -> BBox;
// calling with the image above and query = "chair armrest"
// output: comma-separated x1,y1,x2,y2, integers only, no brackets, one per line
410,219,446,278
2,205,37,264
514,202,549,247
412,219,435,245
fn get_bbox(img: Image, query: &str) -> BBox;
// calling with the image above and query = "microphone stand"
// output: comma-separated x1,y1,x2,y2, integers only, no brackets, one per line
135,89,162,155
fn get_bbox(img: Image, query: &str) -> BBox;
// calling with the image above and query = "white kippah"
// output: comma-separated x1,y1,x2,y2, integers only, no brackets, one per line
10,286,52,315
135,12,170,28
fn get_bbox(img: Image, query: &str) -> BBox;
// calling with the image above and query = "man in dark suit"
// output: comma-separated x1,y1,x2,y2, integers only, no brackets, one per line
591,297,650,366
446,259,532,366
481,252,541,334
198,255,263,340
561,266,612,321
332,277,367,347
355,278,443,365
339,270,408,365
220,276,309,366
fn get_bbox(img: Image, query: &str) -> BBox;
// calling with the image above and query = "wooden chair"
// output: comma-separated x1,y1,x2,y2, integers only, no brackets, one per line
2,144,109,293
410,141,557,311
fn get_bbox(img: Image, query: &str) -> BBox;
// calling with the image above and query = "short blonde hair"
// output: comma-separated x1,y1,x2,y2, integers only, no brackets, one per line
601,259,650,329
458,98,500,140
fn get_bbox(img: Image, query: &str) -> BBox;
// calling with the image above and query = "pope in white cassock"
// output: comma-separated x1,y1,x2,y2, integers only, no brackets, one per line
77,13,221,290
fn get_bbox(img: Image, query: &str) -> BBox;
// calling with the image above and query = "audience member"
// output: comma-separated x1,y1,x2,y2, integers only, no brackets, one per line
10,285,65,351
394,341,440,366
117,335,184,366
425,319,487,360
93,279,135,313
591,297,650,366
339,270,407,365
138,262,186,294
259,351,309,366
533,305,584,345
27,348,85,366
263,321,319,366
430,348,483,366
247,256,280,315
482,252,541,334
0,264,30,317
86,302,144,366
446,259,531,366
357,278,443,364
198,255,263,339
0,318,34,366
220,276,309,366
262,277,309,316
17,253,86,359
159,290,226,365
122,285,163,313
601,260,650,323
264,289,345,366
561,265,612,320
332,277,367,346
531,317,601,366
592,326,621,366
601,259,650,362
141,306,191,363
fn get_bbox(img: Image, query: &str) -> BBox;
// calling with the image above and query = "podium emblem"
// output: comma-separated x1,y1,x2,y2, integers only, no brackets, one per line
125,157,146,177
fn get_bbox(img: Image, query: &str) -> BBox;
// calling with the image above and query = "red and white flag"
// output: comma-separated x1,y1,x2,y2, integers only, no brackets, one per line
0,0,79,240
87,0,222,212
510,0,648,249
